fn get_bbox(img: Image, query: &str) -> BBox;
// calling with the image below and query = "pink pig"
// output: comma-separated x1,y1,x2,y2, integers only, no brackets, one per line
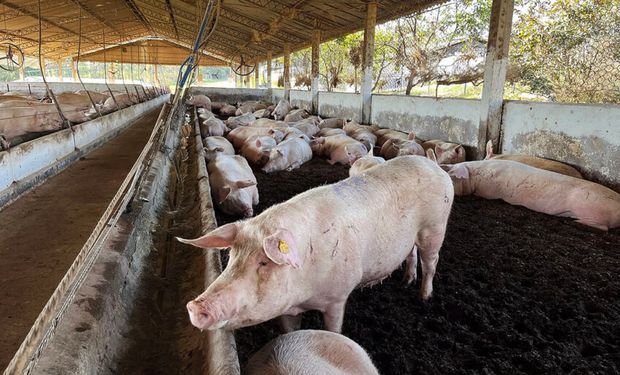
262,135,313,173
241,136,277,165
207,155,259,217
179,156,454,332
442,160,620,230
311,135,368,165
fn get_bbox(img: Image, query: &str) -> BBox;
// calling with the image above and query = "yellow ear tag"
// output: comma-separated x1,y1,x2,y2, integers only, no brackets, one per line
278,240,289,254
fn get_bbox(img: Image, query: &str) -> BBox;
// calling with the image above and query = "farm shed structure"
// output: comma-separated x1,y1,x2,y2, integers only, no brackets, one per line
1,0,619,375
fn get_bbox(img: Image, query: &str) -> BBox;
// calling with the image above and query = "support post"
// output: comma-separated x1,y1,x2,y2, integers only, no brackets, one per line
478,0,514,158
254,60,259,88
266,50,272,88
71,60,78,81
311,29,321,114
56,60,63,82
361,1,377,124
153,64,159,85
283,43,291,101
19,60,25,80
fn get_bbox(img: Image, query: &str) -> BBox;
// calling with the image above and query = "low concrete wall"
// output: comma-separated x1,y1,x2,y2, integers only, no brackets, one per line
0,94,169,208
1,82,147,96
189,87,270,104
271,88,285,104
318,92,361,122
372,95,481,156
290,89,312,111
502,101,620,190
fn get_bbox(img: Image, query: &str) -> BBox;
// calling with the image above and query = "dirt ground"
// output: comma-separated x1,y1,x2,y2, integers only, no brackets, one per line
216,158,620,375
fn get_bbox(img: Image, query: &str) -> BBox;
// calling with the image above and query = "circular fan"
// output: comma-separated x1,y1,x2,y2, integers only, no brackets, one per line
230,53,256,76
0,42,24,71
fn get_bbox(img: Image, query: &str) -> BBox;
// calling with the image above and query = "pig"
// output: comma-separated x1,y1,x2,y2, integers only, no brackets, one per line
262,135,313,173
178,156,454,332
317,128,346,137
421,140,466,164
102,93,133,112
0,95,36,103
55,92,94,111
225,112,256,129
237,101,267,115
343,121,372,135
198,110,215,121
311,135,368,165
442,160,620,230
318,118,345,129
0,101,90,123
349,148,385,176
245,330,379,375
75,90,108,104
349,128,377,151
210,101,227,112
485,140,583,179
291,122,320,138
253,108,272,118
373,127,412,147
219,104,238,117
0,107,63,142
273,99,292,120
186,94,212,110
299,115,322,126
201,117,228,137
252,118,286,128
203,136,235,161
227,127,284,148
279,126,306,140
241,136,277,165
284,108,310,123
207,154,259,217
380,134,424,160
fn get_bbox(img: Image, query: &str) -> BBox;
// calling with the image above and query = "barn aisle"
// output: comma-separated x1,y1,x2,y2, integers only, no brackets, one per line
0,106,163,369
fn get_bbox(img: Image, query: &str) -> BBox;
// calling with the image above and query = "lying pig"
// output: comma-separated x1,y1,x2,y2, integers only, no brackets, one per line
0,107,63,142
245,330,379,375
201,117,228,137
273,99,292,120
291,122,320,138
207,154,258,217
186,94,212,110
241,136,277,165
225,112,256,129
442,160,620,230
253,108,272,118
203,136,235,161
227,127,284,148
279,126,305,140
210,101,227,112
380,134,424,159
56,92,94,111
199,110,214,121
373,127,412,147
220,104,238,117
349,149,385,176
318,118,345,129
317,128,346,137
179,156,454,332
75,90,108,104
237,101,267,115
311,135,368,165
284,108,310,123
349,128,377,151
485,140,583,179
422,140,466,164
252,118,287,128
262,135,312,173
102,93,133,112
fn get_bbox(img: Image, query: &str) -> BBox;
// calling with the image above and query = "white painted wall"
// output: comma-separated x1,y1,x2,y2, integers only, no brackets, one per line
318,92,361,122
502,101,620,188
290,90,312,111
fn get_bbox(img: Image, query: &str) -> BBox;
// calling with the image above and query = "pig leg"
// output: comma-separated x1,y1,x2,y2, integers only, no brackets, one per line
252,188,259,206
401,245,418,286
277,314,302,333
323,300,347,333
417,230,445,300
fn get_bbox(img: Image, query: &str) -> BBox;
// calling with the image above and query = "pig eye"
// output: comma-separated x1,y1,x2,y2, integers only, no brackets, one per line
259,260,268,267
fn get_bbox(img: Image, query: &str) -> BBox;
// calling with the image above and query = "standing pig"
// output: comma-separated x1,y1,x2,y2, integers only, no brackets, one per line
201,117,228,137
485,140,583,179
442,160,620,230
349,149,385,176
421,140,465,164
186,94,212,110
207,155,259,217
203,136,235,161
262,135,313,173
245,330,379,375
241,136,277,165
272,99,292,120
178,156,454,332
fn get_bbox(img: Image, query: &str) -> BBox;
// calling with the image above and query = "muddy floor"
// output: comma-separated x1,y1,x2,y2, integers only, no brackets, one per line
215,158,620,375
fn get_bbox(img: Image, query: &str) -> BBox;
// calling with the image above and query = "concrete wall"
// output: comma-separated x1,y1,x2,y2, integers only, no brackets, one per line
502,101,620,190
318,92,361,123
271,88,284,104
1,82,148,96
189,87,270,104
290,89,312,110
0,94,169,208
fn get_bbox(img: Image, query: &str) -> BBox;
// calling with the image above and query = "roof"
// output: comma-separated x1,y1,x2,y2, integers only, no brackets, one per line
0,0,443,65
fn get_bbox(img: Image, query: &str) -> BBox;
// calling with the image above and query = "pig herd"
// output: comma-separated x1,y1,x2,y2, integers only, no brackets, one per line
180,94,620,374
0,87,168,150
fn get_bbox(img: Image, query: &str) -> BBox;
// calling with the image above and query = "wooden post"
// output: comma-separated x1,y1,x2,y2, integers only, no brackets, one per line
19,60,25,80
266,50,272,88
361,1,377,124
71,60,78,81
283,43,291,101
254,60,259,88
311,29,321,114
478,0,514,158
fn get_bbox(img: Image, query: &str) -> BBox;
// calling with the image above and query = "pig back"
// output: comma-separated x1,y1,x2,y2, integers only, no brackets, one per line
490,154,582,179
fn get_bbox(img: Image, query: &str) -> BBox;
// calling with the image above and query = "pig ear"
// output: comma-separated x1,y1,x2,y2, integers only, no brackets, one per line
485,140,494,159
176,223,237,249
234,179,256,189
426,149,437,164
255,138,262,147
263,228,302,268
407,132,416,141
217,186,232,204
434,145,444,158
367,147,374,156
448,164,469,179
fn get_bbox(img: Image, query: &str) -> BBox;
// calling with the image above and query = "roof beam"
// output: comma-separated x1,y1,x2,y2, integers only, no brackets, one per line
164,0,179,39
123,0,155,34
67,0,123,35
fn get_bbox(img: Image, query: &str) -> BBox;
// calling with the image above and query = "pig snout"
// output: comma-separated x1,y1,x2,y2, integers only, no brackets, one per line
186,299,228,331
243,207,254,218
